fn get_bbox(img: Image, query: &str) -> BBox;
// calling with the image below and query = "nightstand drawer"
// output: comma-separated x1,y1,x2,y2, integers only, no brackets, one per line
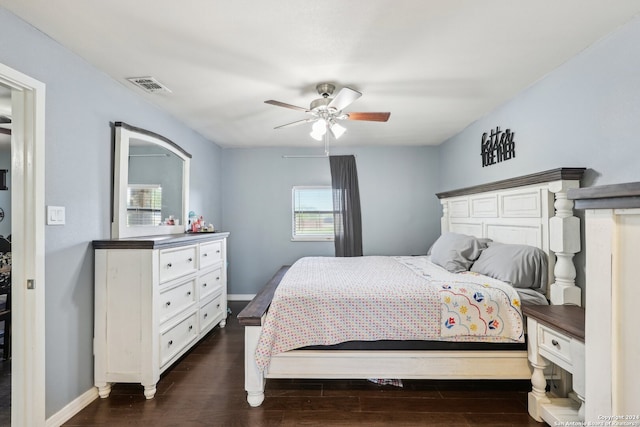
538,324,573,366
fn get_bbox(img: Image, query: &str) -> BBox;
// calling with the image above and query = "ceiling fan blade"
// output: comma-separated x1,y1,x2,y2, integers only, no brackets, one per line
265,100,309,113
328,87,362,111
347,112,391,122
274,118,315,129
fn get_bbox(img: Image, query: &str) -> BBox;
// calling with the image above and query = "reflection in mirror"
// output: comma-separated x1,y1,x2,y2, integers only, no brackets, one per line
112,122,191,239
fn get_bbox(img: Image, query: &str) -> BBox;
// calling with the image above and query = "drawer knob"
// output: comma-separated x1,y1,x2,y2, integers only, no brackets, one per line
189,325,193,331
204,313,208,318
203,253,208,257
168,340,173,346
216,303,220,309
203,283,207,288
187,257,193,262
216,250,221,254
552,339,559,347
167,263,172,268
165,301,171,307
216,277,220,281
187,291,191,296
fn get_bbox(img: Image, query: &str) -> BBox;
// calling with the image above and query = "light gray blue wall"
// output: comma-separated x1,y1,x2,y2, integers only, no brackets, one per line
437,16,640,305
438,15,640,191
221,145,441,295
0,7,222,418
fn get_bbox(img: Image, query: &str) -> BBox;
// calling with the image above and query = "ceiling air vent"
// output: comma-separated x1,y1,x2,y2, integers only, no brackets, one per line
127,76,172,94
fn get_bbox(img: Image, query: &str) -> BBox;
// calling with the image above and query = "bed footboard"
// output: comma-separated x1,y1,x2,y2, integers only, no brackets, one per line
237,266,290,407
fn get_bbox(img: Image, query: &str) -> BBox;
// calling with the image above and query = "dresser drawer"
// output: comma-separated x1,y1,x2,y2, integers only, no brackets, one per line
199,240,223,269
200,293,224,332
199,266,223,300
159,246,198,283
538,324,573,367
159,278,196,323
160,312,198,367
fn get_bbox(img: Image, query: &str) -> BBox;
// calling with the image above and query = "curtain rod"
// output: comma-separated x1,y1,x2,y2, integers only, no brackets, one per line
282,154,328,159
129,154,169,157
281,154,357,159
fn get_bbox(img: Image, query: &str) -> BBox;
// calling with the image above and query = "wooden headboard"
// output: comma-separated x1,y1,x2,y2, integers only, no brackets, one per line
436,168,585,306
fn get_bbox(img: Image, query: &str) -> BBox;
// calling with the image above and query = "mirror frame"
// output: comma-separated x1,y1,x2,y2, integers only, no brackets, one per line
112,121,191,239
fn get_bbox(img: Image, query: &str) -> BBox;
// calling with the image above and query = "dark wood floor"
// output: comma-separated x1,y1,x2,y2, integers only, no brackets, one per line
64,301,544,426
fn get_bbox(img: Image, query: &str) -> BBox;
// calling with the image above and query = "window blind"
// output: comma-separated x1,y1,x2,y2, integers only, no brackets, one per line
127,185,163,226
292,186,334,240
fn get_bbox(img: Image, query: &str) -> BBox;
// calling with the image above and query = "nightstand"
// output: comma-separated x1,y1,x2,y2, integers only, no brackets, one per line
522,305,585,424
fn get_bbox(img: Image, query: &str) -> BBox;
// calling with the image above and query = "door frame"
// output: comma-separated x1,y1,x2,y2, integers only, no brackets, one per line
0,62,46,426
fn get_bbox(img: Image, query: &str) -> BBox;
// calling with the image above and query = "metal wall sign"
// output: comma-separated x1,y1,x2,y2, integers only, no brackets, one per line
481,126,515,167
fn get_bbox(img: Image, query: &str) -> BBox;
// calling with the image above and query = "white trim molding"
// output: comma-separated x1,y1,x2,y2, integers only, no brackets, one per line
45,388,98,427
0,61,46,426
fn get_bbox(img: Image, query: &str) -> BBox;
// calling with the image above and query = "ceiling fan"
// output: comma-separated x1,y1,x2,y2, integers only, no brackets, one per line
265,83,390,141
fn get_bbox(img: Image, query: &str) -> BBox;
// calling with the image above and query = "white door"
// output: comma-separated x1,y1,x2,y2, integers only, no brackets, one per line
0,63,46,426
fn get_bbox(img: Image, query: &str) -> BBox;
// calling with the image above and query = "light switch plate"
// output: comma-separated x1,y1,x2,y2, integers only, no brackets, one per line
47,205,65,225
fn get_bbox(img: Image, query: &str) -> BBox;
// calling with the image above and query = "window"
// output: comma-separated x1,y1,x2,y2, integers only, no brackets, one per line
127,184,163,226
292,186,334,241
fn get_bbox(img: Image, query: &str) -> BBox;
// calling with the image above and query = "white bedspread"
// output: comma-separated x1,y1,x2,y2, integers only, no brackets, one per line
255,256,524,371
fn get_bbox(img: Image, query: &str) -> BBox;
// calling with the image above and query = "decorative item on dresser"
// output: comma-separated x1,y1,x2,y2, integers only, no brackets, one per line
239,167,586,408
568,181,640,422
92,231,229,399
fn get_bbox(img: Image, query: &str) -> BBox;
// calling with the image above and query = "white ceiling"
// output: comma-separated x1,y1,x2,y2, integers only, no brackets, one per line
2,1,640,148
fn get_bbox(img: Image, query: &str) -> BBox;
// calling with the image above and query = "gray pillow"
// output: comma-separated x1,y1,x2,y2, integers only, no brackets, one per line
470,243,548,291
430,233,486,273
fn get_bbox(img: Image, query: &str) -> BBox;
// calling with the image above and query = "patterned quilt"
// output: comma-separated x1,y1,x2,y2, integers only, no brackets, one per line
254,256,524,371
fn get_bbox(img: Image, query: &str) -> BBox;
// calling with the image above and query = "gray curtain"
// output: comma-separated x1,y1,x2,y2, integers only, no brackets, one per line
329,155,363,257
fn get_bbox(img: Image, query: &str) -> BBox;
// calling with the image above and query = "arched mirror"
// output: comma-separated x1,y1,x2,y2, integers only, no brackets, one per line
112,122,190,239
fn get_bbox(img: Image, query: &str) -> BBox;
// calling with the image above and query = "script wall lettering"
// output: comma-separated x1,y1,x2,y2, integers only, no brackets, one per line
481,126,515,167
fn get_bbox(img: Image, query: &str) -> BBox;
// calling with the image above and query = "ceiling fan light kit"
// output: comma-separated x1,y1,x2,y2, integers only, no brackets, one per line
265,82,390,142
310,119,327,141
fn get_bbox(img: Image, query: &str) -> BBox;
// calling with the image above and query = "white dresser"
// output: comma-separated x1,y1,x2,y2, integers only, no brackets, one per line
93,232,229,399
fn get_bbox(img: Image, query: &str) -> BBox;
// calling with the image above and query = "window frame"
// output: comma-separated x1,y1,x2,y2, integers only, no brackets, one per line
291,185,334,242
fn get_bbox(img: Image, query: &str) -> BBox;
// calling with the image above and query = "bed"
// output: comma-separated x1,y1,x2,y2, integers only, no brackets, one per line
238,167,585,407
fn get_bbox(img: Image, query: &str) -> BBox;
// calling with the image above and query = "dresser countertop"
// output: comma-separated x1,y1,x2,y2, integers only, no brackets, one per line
93,231,230,250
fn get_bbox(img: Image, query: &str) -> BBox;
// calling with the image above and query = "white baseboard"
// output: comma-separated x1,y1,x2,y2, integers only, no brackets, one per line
46,387,99,427
228,294,255,301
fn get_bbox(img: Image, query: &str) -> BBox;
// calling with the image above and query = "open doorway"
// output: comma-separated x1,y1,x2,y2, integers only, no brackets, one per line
0,83,12,425
0,63,46,426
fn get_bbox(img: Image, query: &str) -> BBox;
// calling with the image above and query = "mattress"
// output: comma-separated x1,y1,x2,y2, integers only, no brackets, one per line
255,255,533,370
